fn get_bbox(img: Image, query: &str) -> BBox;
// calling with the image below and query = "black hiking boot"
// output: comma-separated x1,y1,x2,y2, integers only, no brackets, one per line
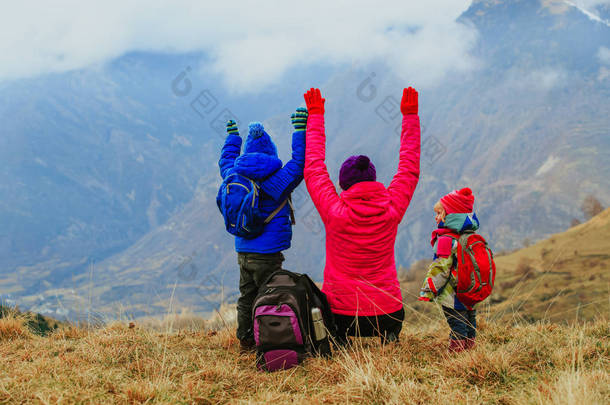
381,332,400,345
239,337,256,353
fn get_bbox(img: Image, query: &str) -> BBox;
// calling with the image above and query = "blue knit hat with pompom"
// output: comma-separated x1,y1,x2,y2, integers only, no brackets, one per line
244,122,278,157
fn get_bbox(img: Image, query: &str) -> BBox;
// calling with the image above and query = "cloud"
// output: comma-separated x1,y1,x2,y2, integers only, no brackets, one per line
527,68,568,90
0,1,477,92
502,67,568,92
598,46,610,64
573,0,610,8
569,0,610,25
598,46,610,79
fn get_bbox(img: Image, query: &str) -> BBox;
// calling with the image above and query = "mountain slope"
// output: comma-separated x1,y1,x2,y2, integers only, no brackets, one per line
2,0,609,319
490,207,610,323
0,53,217,291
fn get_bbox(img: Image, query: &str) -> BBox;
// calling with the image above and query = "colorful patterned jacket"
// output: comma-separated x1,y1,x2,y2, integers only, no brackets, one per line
418,213,479,310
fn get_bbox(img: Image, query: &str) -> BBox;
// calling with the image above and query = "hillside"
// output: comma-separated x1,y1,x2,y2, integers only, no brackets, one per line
0,313,607,404
490,207,610,323
0,305,63,336
1,0,609,320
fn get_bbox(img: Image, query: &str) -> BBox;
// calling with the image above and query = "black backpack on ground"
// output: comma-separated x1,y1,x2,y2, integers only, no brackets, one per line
252,270,335,372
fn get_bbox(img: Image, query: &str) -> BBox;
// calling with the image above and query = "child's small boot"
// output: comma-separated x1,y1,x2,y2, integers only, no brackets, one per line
448,338,468,353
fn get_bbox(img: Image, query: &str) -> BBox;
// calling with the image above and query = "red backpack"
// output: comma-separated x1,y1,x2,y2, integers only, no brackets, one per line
446,231,496,309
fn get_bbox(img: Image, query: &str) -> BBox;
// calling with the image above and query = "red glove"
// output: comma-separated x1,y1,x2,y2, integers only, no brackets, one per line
303,88,325,115
401,87,418,115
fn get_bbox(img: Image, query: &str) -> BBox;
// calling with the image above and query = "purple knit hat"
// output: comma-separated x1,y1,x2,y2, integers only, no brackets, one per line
339,155,376,191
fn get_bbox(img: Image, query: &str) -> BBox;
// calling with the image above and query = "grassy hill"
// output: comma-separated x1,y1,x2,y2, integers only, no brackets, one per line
489,208,610,323
0,312,607,404
0,305,63,337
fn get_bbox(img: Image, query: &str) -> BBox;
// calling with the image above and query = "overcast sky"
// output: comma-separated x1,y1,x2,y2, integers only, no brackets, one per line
0,0,608,92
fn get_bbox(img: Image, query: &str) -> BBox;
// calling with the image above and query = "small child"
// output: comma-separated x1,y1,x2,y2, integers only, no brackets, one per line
419,187,480,352
218,111,307,353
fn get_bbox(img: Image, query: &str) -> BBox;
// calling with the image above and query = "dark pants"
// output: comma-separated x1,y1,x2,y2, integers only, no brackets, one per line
443,307,476,340
334,308,405,343
236,252,284,341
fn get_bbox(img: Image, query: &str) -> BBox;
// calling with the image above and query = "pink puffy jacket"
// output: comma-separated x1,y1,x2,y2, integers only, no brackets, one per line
304,113,420,316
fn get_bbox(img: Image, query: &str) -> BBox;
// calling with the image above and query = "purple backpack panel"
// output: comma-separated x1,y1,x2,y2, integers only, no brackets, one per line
254,304,303,345
254,304,303,371
262,350,298,372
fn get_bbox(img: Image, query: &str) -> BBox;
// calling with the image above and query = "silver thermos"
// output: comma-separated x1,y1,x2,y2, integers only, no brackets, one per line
311,307,326,340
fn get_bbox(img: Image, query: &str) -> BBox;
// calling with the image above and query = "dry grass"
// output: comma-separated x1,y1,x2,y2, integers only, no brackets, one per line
490,208,610,323
515,258,536,279
0,310,607,404
0,312,31,341
138,308,208,333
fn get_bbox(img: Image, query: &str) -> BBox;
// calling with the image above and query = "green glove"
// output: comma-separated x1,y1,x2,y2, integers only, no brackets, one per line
226,120,239,136
290,107,308,131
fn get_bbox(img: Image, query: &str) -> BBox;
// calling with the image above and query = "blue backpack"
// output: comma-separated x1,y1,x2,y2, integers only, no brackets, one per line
216,173,294,239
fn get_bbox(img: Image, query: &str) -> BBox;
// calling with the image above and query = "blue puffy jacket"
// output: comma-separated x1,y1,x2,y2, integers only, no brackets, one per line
218,122,305,253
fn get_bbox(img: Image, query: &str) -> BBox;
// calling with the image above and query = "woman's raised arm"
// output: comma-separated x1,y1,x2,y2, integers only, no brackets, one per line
387,87,421,219
303,88,340,223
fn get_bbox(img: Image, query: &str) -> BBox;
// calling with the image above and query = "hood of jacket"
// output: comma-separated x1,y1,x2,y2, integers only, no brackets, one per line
442,212,480,233
430,212,480,246
340,181,390,218
233,152,283,181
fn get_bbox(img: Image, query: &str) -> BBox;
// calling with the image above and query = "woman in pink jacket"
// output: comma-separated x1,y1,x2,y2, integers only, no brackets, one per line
303,87,420,343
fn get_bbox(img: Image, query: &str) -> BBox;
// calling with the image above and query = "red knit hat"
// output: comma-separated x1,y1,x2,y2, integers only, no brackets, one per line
440,188,475,214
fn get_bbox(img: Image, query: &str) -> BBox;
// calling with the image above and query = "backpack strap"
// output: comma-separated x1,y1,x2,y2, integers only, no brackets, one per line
287,196,296,225
443,230,474,261
249,179,259,207
263,195,296,225
441,231,467,279
457,230,476,267
264,199,287,224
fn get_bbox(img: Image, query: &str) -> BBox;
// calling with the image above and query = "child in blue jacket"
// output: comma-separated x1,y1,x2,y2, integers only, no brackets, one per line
219,109,307,351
